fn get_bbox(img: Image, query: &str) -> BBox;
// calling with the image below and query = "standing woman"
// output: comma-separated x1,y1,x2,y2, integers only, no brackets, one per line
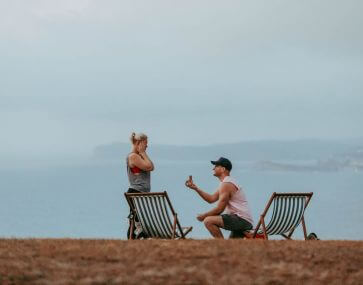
126,132,154,238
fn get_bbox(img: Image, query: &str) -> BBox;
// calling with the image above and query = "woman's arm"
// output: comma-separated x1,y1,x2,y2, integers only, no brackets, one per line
139,151,154,171
129,152,154,171
128,140,154,171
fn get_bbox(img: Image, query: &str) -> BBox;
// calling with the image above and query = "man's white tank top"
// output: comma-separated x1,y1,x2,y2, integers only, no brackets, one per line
222,176,254,225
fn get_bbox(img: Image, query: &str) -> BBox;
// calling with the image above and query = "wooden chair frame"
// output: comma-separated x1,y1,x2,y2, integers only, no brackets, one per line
125,191,193,239
253,192,313,240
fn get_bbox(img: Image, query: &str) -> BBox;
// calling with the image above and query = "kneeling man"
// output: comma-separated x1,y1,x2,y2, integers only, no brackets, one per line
185,157,254,239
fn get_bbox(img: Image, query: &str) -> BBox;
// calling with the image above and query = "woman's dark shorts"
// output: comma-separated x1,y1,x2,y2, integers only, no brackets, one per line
221,214,253,239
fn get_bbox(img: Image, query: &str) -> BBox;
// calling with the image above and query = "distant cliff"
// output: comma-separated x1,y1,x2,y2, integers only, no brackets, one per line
93,139,363,165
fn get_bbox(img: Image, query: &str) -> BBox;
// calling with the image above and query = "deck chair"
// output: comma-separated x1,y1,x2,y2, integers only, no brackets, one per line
124,191,193,239
252,192,313,240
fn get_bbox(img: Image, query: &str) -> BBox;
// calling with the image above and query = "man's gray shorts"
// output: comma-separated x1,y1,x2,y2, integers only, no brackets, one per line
221,214,253,238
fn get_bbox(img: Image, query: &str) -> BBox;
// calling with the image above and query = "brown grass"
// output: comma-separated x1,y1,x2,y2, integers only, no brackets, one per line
0,239,362,284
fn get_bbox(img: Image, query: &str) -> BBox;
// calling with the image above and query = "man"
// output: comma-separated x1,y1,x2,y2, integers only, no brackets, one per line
185,157,254,239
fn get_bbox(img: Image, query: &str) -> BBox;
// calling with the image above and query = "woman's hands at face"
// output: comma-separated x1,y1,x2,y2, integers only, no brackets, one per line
137,140,147,154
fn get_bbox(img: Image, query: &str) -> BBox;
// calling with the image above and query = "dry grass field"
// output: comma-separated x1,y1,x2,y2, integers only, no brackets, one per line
0,239,362,284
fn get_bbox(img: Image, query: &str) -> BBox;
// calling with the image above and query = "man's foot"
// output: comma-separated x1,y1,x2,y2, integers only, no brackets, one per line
243,231,254,239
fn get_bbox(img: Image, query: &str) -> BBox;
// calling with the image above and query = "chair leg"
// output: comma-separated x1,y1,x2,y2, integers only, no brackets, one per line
281,234,291,240
182,227,193,238
301,216,308,240
253,219,261,238
172,215,177,239
129,218,135,240
261,217,268,240
287,220,299,239
287,228,295,239
288,216,308,240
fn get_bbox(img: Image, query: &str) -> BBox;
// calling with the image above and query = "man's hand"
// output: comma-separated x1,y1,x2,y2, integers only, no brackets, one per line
185,176,198,191
197,213,206,222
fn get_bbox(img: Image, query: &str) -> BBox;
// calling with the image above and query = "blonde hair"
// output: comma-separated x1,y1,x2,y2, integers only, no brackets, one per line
130,132,148,145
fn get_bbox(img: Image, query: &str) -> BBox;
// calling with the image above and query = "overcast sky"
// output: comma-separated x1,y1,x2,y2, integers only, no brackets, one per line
1,0,362,157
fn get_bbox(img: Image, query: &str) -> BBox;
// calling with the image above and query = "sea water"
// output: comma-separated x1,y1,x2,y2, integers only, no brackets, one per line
0,159,362,240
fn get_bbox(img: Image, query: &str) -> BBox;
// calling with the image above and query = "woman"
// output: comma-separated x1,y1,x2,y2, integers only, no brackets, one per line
126,132,154,238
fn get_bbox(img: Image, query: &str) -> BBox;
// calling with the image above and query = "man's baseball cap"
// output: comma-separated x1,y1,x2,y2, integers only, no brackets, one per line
211,157,232,171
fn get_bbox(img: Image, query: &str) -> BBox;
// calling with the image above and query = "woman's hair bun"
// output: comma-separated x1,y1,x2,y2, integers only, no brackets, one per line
130,132,147,144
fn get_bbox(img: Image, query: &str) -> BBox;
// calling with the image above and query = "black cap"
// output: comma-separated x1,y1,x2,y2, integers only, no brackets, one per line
211,157,232,171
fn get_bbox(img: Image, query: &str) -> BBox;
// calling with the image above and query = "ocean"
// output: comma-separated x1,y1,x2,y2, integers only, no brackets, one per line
1,158,362,240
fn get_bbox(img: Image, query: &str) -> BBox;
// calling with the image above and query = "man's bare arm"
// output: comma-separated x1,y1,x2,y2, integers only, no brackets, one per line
202,190,229,216
185,178,219,203
194,188,219,204
198,184,232,219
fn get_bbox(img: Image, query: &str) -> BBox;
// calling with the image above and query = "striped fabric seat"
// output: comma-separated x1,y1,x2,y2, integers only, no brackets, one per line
125,192,192,239
253,192,313,240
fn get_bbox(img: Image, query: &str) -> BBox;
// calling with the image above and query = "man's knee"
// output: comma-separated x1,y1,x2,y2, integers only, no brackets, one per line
203,216,213,228
203,216,223,228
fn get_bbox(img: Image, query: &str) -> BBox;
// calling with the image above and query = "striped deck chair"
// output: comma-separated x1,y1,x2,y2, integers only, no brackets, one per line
252,192,313,240
124,191,193,239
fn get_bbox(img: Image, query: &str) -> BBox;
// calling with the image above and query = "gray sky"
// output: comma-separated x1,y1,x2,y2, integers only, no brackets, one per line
1,0,362,157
